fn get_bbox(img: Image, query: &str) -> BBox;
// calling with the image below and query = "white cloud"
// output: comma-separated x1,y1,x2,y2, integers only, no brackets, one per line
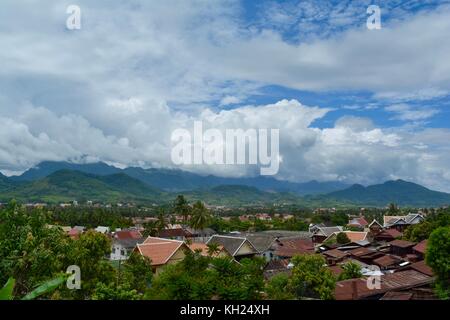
0,1,450,192
385,104,440,121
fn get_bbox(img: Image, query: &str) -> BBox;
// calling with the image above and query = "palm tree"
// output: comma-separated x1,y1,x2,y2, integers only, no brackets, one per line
206,243,221,257
156,209,167,232
173,195,191,224
189,201,211,231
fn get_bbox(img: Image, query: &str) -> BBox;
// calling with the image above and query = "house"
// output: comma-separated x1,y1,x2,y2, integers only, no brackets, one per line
412,240,428,260
135,237,191,274
368,219,383,235
184,227,216,242
374,228,403,242
348,217,369,230
263,259,291,280
322,249,349,265
346,247,384,265
335,269,433,300
383,214,424,231
310,226,344,243
68,227,84,239
373,254,404,270
157,228,187,240
206,235,258,260
110,230,144,261
244,234,277,261
389,239,416,257
273,238,315,259
322,231,370,245
188,242,229,258
95,226,110,234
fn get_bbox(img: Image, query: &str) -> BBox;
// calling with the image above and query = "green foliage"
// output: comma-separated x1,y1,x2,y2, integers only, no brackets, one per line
0,278,15,300
426,226,450,299
22,275,67,300
189,201,212,230
336,232,351,244
0,201,73,298
92,283,140,300
145,252,265,300
121,252,153,293
265,273,295,300
173,195,191,223
338,262,362,281
289,254,336,300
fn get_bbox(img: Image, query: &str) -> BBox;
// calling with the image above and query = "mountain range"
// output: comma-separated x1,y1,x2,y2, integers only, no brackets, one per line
1,161,450,207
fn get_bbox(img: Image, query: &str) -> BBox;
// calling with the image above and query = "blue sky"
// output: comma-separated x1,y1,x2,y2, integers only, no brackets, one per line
1,0,450,191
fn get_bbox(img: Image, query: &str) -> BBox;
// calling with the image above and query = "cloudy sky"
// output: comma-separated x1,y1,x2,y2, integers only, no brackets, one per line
1,0,450,191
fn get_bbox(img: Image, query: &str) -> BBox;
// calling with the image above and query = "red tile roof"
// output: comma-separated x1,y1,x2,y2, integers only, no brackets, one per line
188,243,224,257
137,237,188,266
115,230,142,240
412,240,427,254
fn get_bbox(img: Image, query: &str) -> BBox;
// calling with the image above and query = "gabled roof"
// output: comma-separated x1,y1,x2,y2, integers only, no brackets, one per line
313,226,343,237
157,228,186,238
245,234,276,252
347,247,377,258
114,230,142,240
274,238,314,257
389,239,416,248
188,242,225,257
383,214,424,227
324,231,369,244
412,240,427,254
368,219,382,228
373,254,402,268
206,235,258,257
137,237,188,266
348,217,369,227
322,248,349,259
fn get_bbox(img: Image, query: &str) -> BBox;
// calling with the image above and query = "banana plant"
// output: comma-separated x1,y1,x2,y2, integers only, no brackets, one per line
0,275,67,300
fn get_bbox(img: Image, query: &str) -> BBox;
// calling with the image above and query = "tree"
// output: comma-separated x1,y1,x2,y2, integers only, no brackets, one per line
289,254,336,300
0,202,73,298
426,226,450,299
156,209,167,232
122,252,153,293
336,232,351,244
189,201,212,231
388,203,399,214
206,243,221,257
338,262,362,281
173,195,191,224
63,230,116,299
266,273,295,300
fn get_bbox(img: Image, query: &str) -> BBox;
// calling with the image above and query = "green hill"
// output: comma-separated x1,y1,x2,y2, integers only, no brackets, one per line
0,170,164,204
321,179,450,207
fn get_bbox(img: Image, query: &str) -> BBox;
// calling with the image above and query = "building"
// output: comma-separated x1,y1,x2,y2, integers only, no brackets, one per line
110,230,144,261
310,226,344,243
348,217,369,230
135,237,191,274
206,235,258,261
188,242,229,258
335,269,433,300
383,214,424,231
273,238,315,259
389,239,416,257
